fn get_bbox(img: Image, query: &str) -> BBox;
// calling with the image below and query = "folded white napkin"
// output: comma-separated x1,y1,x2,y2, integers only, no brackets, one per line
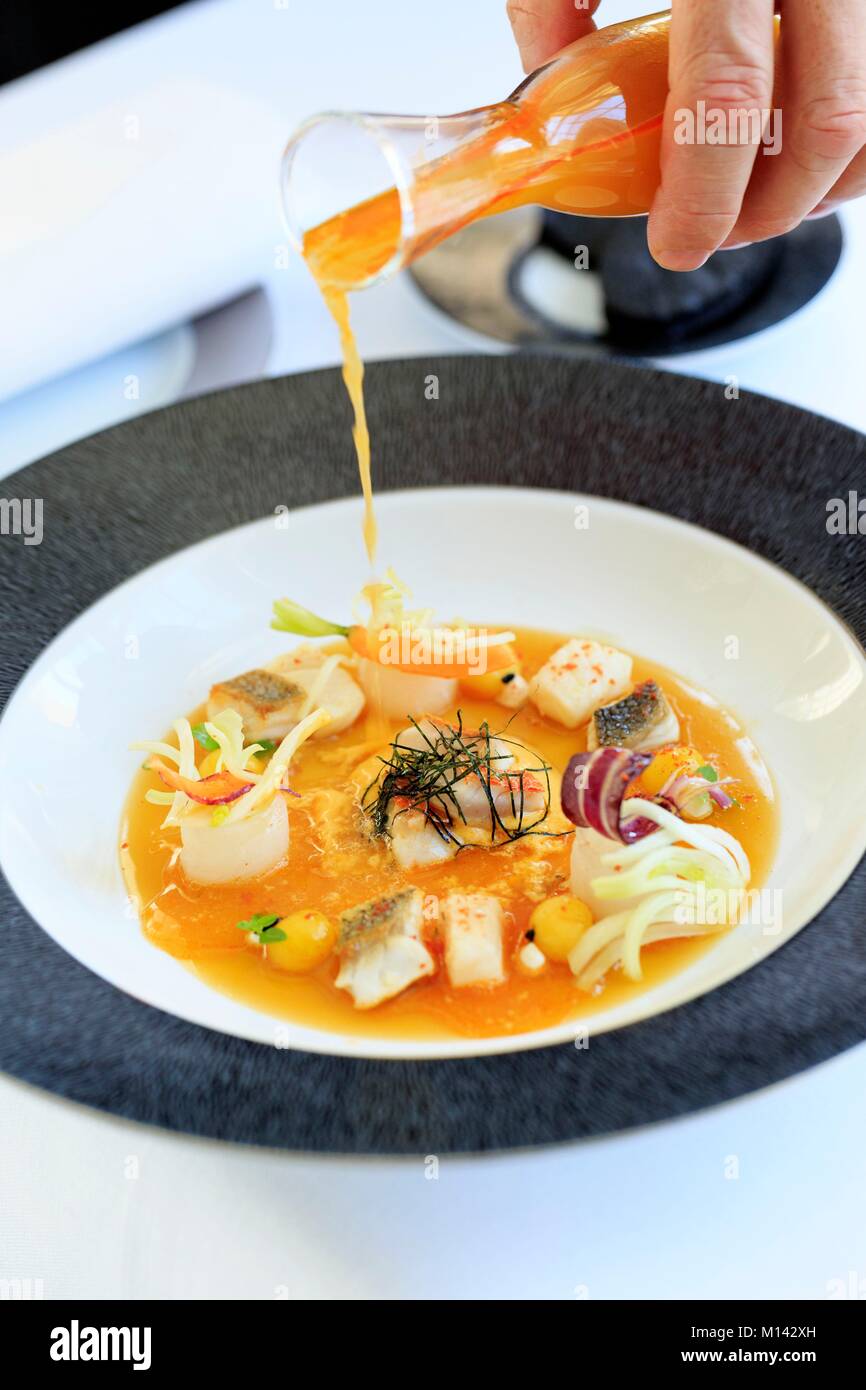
0,75,286,402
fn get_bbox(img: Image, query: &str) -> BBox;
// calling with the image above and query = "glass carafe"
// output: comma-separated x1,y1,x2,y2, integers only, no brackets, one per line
281,9,671,290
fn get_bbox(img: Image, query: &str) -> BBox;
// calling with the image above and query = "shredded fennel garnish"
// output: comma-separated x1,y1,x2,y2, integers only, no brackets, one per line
222,707,331,824
569,797,751,988
200,708,267,778
132,717,200,827
133,706,330,828
296,653,341,723
356,569,434,636
571,913,723,991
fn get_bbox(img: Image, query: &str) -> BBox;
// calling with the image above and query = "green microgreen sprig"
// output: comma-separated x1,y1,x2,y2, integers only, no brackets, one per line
236,913,286,944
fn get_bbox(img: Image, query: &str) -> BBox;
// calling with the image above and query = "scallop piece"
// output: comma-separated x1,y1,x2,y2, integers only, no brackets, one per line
179,794,289,885
288,663,364,734
587,679,679,752
529,638,632,729
569,824,642,920
335,887,436,1009
358,658,457,719
441,893,506,988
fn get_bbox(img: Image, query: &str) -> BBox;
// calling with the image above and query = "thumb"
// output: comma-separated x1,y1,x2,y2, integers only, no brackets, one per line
507,0,602,74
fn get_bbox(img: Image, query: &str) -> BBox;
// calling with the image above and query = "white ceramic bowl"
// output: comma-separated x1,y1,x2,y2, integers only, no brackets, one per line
1,486,864,1059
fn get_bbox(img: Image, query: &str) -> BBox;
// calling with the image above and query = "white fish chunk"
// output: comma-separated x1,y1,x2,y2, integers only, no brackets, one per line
442,767,548,830
363,719,550,865
441,893,506,988
386,803,459,869
335,887,436,1009
392,718,546,831
529,638,632,729
180,794,288,885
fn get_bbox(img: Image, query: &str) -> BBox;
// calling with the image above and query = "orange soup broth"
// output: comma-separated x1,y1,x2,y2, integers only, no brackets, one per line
121,627,778,1041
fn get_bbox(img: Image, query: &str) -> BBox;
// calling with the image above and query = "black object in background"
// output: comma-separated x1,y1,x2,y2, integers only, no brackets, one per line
0,2,186,86
540,210,784,350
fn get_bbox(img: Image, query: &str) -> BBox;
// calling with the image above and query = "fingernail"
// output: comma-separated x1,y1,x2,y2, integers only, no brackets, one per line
719,241,749,252
650,248,710,272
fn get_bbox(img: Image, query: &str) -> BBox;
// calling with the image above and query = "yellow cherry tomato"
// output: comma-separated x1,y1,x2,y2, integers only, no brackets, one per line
267,910,337,973
529,895,593,962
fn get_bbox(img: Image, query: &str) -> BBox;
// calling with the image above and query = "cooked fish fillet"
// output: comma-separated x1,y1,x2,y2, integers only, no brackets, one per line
437,768,548,829
207,669,304,741
335,887,436,1008
587,679,679,752
208,651,364,740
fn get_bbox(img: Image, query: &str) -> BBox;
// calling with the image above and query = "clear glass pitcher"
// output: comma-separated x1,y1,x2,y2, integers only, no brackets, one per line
281,10,671,290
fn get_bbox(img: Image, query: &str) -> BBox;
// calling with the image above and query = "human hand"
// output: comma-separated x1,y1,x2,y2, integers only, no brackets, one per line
506,0,603,73
507,1,866,271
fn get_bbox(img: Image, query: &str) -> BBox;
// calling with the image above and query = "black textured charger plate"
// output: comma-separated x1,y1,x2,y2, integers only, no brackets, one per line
1,355,865,1153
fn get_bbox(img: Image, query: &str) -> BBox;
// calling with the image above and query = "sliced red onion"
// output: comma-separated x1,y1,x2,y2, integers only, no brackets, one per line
664,772,711,818
619,810,663,843
662,771,735,818
562,748,655,843
659,770,687,803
